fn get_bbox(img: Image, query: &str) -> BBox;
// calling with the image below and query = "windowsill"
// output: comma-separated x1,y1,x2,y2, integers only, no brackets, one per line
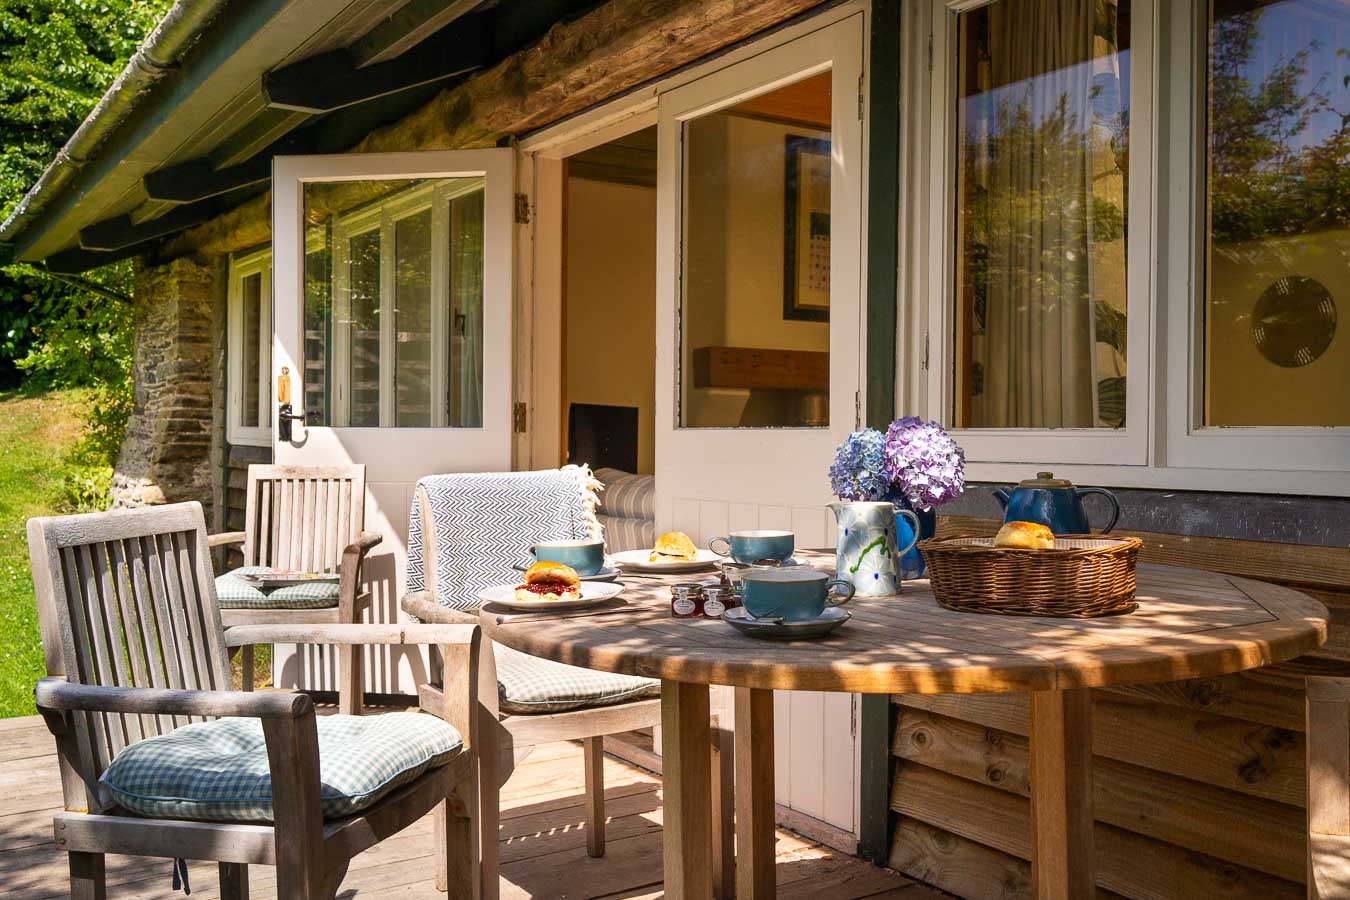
227,430,271,449
965,461,1350,499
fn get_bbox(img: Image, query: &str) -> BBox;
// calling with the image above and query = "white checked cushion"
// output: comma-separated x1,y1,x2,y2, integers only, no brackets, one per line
215,566,340,609
101,713,461,822
495,644,659,715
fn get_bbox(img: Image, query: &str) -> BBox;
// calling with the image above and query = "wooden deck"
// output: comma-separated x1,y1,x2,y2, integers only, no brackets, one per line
0,713,942,899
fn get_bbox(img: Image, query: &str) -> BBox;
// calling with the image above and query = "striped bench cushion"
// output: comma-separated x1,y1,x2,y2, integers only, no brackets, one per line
215,566,340,609
594,468,655,520
598,514,655,554
495,644,660,715
102,713,460,822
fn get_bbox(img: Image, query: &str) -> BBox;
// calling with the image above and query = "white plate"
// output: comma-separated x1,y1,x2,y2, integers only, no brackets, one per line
609,548,721,573
478,580,624,612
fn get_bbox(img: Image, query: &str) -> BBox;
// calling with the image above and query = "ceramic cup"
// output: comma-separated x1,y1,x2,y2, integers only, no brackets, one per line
530,539,605,576
740,568,855,623
708,530,795,564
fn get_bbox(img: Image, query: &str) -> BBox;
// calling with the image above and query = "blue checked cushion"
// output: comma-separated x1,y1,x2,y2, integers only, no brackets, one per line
215,567,340,610
101,713,461,822
494,644,659,715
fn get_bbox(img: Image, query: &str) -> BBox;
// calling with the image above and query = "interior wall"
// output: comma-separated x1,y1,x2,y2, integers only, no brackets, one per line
564,175,657,474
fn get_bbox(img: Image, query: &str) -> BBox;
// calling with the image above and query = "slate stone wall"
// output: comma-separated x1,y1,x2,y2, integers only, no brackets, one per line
112,255,223,514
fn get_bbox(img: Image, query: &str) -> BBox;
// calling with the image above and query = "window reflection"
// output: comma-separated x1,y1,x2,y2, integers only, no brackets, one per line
953,0,1131,430
1205,0,1350,426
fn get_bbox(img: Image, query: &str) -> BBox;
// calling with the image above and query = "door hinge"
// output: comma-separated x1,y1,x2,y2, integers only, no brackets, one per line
921,333,930,370
514,193,530,225
857,72,865,121
513,402,528,433
854,390,862,430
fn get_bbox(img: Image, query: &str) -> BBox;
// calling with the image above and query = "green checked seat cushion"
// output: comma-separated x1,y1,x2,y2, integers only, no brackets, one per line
215,566,340,610
494,644,659,715
101,713,461,822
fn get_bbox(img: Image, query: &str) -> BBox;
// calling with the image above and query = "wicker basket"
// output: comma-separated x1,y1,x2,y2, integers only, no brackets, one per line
918,534,1143,618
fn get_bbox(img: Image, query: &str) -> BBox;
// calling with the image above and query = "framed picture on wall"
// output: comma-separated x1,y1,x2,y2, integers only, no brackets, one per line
783,135,831,322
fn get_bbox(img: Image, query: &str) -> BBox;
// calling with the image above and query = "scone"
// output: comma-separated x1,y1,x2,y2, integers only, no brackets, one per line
993,521,1056,550
650,530,697,563
515,560,582,602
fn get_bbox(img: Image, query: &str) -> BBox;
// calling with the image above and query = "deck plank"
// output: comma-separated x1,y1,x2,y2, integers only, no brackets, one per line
0,714,930,898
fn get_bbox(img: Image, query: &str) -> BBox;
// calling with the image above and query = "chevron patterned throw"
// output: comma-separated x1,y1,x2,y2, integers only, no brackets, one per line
407,466,603,612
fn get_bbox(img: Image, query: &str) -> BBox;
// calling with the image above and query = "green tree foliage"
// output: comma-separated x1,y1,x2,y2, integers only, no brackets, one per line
0,0,171,506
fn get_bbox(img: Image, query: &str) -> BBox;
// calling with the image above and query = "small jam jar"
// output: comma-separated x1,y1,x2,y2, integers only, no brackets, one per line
702,585,734,619
670,583,704,618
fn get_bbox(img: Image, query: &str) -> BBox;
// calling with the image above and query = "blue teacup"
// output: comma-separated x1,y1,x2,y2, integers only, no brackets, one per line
740,568,855,623
708,530,795,564
530,539,605,577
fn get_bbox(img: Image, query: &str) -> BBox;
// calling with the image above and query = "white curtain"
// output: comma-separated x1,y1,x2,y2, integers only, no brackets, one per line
961,0,1126,428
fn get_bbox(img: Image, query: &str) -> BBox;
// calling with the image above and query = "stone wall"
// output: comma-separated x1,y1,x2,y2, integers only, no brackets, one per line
112,255,223,514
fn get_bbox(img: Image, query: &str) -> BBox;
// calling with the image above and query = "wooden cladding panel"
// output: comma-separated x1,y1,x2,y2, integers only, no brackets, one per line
690,346,829,391
887,516,1350,899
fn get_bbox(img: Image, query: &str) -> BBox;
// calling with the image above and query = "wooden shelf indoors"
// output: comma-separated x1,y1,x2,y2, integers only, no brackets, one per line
691,345,829,391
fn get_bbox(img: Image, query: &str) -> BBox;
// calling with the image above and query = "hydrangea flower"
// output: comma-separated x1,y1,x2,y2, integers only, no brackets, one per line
829,429,892,501
883,416,965,510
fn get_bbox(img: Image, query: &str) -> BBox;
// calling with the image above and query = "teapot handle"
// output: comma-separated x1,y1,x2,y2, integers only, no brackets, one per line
1075,488,1120,534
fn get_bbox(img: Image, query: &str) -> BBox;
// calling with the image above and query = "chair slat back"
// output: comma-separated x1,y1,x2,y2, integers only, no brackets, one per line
27,502,229,785
242,464,365,571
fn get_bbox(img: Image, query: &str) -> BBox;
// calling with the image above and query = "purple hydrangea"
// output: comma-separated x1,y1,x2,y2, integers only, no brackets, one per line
829,429,892,501
883,417,965,510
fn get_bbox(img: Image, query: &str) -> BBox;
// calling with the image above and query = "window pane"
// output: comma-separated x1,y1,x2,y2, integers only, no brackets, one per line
449,190,484,427
301,177,485,427
303,230,331,426
348,229,382,427
240,272,262,428
1205,0,1350,426
954,0,1131,429
680,71,832,429
394,209,433,426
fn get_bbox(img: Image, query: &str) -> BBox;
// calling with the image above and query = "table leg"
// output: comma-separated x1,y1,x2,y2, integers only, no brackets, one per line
662,679,713,900
734,687,776,899
1028,688,1095,900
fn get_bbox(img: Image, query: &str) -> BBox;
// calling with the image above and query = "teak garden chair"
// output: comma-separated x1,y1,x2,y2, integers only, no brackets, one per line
401,471,735,900
209,464,381,715
28,502,481,899
1306,675,1350,899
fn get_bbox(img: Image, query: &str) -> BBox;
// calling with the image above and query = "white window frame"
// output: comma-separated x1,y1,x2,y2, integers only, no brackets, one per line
919,0,1156,468
325,178,485,427
903,0,1350,495
227,247,272,446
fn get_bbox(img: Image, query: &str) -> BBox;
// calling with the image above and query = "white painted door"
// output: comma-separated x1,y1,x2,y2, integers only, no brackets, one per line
270,149,516,694
655,17,866,836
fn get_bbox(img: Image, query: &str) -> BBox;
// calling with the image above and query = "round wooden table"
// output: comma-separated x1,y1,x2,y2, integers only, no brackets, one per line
480,552,1327,900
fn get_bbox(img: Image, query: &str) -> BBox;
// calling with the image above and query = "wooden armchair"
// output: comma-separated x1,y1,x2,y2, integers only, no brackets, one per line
403,478,735,900
210,464,380,715
28,502,480,899
1307,676,1350,899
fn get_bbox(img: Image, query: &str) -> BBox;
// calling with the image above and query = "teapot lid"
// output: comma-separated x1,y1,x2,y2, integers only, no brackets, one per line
1017,471,1075,489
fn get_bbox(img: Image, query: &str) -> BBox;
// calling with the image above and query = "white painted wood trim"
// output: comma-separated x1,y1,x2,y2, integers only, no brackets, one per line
227,248,273,447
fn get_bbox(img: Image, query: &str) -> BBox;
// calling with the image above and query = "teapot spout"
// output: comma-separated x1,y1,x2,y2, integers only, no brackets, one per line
991,487,1012,508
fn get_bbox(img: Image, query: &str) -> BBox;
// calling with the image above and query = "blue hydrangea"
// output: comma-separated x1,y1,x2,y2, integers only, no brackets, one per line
883,416,966,510
829,429,892,501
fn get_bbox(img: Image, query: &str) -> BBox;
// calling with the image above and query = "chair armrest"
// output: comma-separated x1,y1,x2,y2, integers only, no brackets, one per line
223,622,479,648
337,531,384,612
208,531,246,549
34,676,311,724
402,591,478,625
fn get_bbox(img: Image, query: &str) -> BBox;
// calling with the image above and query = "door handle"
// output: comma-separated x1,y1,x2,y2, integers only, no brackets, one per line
276,366,305,442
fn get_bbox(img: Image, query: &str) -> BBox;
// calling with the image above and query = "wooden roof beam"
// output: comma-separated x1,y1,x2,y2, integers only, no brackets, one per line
143,156,272,204
261,18,492,115
349,0,484,67
78,198,234,251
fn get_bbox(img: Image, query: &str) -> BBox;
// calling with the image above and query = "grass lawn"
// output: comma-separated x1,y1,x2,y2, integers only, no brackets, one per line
0,388,86,718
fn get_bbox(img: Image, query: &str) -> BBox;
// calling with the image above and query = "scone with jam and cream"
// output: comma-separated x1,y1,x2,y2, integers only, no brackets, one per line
515,560,582,602
649,531,698,563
